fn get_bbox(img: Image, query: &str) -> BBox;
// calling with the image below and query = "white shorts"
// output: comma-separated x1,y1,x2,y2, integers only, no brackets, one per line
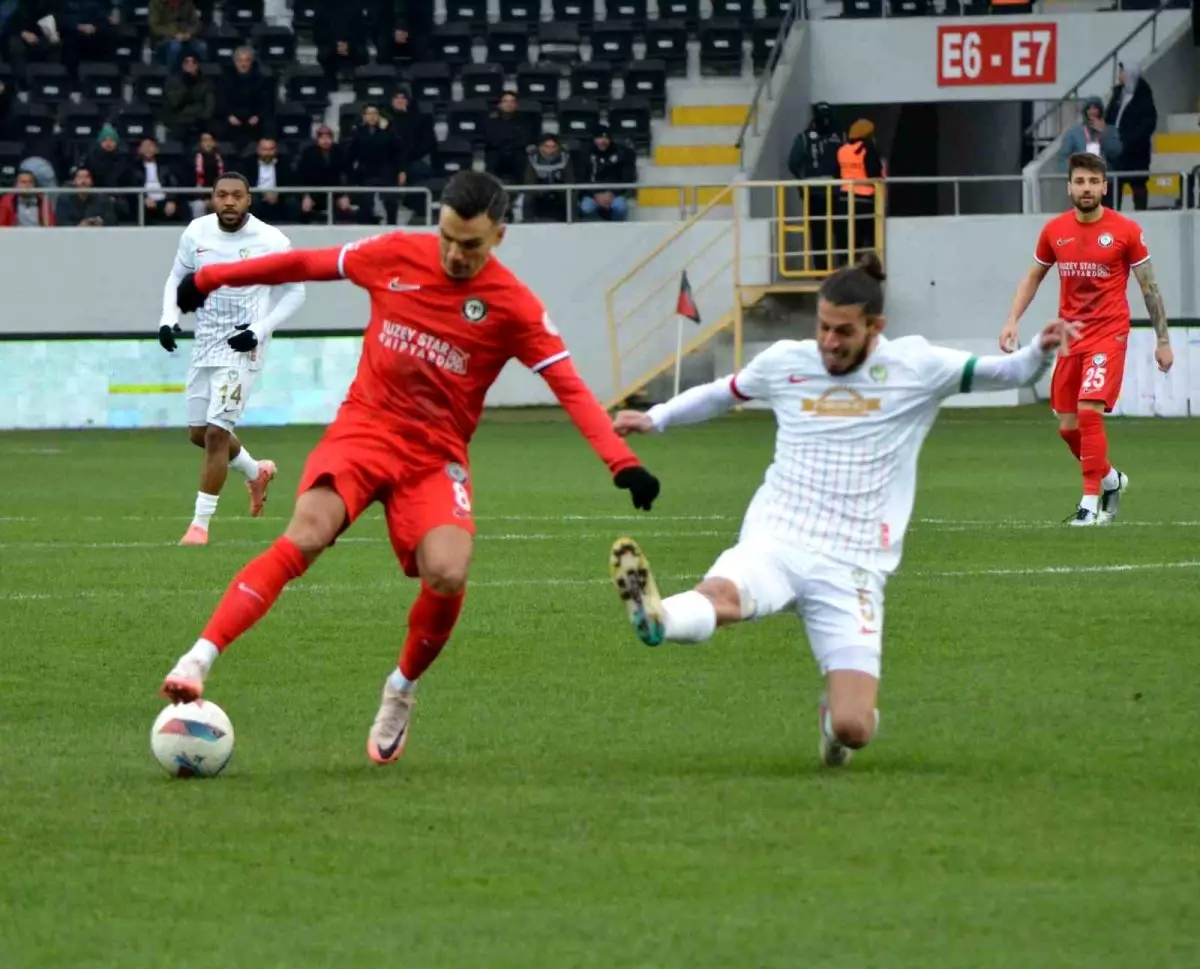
186,364,257,431
705,538,885,678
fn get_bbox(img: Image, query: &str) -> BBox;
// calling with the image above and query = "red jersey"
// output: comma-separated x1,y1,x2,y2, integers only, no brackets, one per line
1034,208,1150,356
334,232,569,455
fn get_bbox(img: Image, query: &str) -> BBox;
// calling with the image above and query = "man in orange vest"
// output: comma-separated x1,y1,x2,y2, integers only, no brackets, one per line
836,119,885,262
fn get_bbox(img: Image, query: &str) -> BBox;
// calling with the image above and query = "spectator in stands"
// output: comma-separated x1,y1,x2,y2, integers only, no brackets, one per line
248,136,289,224
579,124,635,222
1106,62,1157,212
314,0,368,86
163,52,215,144
365,0,405,66
85,123,134,219
387,0,433,64
385,85,436,187
521,133,575,224
150,0,205,73
6,0,61,86
132,136,182,224
346,103,401,226
788,102,843,271
18,139,64,191
220,46,273,151
294,123,352,224
57,0,114,80
190,129,223,215
1058,96,1121,175
55,165,117,226
835,118,884,262
485,91,530,186
0,169,55,226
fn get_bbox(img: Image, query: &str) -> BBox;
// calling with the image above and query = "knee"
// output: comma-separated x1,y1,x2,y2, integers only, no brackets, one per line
188,426,207,447
422,558,469,596
284,502,343,556
203,424,230,453
830,709,876,749
1057,413,1078,432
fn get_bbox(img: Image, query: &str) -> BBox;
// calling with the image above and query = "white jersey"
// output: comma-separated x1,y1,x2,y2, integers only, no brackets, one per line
722,335,977,574
160,214,296,371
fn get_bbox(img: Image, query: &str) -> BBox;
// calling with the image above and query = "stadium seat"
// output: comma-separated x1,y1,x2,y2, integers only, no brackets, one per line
338,102,364,137
158,139,185,176
700,20,744,76
623,60,666,116
461,63,505,103
516,65,560,109
292,1,318,34
285,65,331,113
0,141,25,183
199,62,224,84
131,63,170,108
889,0,931,14
444,0,489,33
448,98,490,146
557,96,600,141
217,140,237,160
659,0,700,31
274,102,311,149
752,19,786,73
764,0,798,15
61,100,104,146
430,23,474,74
645,21,688,77
608,0,649,30
410,62,453,110
11,104,54,142
512,100,544,142
26,63,70,106
608,96,651,154
353,64,398,104
487,23,531,72
499,0,539,26
251,26,296,68
435,136,475,178
112,25,142,75
79,62,123,107
204,25,241,64
569,61,613,106
552,0,595,32
842,0,883,16
536,22,581,67
711,0,755,23
115,102,156,144
592,22,634,64
121,0,150,32
225,0,265,33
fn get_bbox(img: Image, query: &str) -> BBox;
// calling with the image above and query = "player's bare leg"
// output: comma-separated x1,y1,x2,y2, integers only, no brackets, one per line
368,526,472,765
610,537,742,647
819,669,879,767
160,487,344,702
180,424,232,545
182,427,276,544
1066,401,1124,527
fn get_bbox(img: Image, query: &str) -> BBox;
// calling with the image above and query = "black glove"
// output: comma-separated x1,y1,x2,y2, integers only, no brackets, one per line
614,466,660,512
176,272,208,314
227,327,259,353
158,323,181,352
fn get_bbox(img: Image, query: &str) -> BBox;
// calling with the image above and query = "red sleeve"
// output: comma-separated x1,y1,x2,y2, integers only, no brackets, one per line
195,247,343,291
337,231,410,287
540,360,640,475
1125,221,1151,268
1034,221,1056,267
511,297,571,374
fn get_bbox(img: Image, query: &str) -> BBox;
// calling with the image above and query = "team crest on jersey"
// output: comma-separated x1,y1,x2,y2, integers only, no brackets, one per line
1092,353,1107,366
869,364,887,383
462,298,488,323
446,462,468,483
801,387,881,418
1098,233,1114,248
239,247,251,258
852,568,870,588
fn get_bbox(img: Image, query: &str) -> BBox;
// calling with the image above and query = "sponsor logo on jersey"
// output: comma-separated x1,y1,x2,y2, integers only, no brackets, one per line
1092,353,1107,366
378,320,469,375
1056,261,1111,279
446,462,468,483
869,364,887,383
462,298,488,323
801,387,882,418
1098,233,1114,248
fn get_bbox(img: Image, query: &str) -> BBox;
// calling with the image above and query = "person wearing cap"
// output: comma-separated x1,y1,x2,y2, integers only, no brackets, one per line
787,102,844,271
835,118,885,263
580,124,635,223
295,124,353,224
84,123,135,221
55,165,117,227
521,132,576,223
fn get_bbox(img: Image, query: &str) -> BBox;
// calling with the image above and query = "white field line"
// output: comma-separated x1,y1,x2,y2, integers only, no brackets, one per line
4,560,1200,604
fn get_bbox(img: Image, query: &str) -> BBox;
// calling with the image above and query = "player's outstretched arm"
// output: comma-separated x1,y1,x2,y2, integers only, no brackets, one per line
999,260,1051,353
178,248,345,314
1133,260,1173,373
158,229,194,351
971,320,1078,391
615,376,740,437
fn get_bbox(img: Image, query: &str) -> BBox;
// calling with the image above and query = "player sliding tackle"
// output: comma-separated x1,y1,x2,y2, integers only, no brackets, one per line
159,172,661,766
609,254,1076,768
999,152,1172,527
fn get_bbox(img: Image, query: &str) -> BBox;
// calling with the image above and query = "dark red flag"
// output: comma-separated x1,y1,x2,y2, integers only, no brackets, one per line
675,270,701,324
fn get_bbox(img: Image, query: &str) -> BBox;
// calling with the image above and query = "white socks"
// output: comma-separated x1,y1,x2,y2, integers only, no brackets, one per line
1101,466,1121,491
229,448,260,481
662,591,718,644
192,492,219,531
184,639,219,673
1080,494,1100,515
388,668,418,694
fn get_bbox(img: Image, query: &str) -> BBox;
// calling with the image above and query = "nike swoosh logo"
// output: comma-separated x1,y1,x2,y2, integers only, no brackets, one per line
388,279,421,292
237,582,265,604
196,247,210,253
1056,238,1074,246
788,376,810,384
376,725,406,759
859,626,878,636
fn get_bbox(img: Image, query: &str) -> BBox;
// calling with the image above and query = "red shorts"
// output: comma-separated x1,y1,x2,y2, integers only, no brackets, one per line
297,419,475,576
1050,344,1127,414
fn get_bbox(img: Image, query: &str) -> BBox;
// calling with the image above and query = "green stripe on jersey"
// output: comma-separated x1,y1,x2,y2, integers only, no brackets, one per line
960,356,978,394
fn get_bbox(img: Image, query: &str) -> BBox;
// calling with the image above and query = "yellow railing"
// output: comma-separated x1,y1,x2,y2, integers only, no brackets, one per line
775,180,886,279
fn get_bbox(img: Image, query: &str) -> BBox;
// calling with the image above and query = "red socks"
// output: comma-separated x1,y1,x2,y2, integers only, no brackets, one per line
1077,409,1108,496
201,537,310,650
398,583,465,682
1058,427,1082,461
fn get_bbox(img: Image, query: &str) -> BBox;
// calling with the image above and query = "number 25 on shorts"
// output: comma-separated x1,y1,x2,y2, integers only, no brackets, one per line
1081,365,1107,396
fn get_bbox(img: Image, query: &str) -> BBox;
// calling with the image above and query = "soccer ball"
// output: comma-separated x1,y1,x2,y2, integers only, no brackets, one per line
150,700,235,778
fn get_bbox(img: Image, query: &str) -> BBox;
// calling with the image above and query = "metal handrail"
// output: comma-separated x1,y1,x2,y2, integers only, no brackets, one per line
736,0,801,155
1023,0,1174,147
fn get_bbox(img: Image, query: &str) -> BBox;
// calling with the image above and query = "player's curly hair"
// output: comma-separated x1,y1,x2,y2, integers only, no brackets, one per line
819,252,886,316
442,171,509,224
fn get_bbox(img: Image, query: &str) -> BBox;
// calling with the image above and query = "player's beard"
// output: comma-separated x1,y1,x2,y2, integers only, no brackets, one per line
1071,193,1101,214
821,340,871,376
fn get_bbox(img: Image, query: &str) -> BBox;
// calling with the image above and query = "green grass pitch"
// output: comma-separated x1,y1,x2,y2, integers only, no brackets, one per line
2,407,1198,968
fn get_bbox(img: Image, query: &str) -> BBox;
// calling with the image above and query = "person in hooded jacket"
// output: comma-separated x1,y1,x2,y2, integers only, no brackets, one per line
580,124,636,222
1105,62,1157,212
787,102,844,270
521,132,575,223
